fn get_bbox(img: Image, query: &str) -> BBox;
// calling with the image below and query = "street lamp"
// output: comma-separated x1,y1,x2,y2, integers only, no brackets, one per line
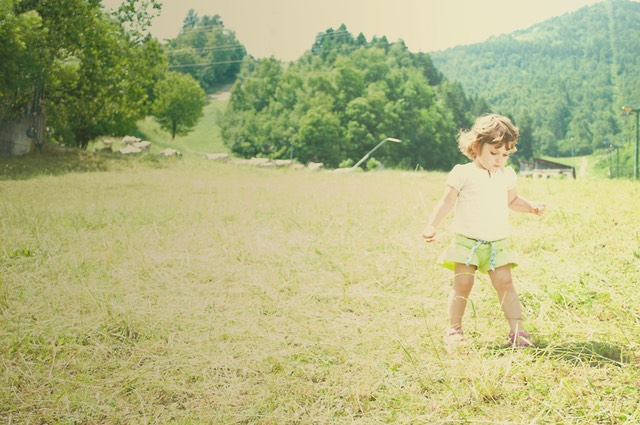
622,106,640,180
352,137,402,170
570,137,574,157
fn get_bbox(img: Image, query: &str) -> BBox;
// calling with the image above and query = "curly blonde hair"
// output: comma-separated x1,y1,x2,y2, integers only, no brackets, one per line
458,114,519,160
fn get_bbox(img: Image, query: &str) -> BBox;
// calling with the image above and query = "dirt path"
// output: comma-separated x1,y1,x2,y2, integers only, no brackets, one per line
207,83,233,101
579,156,588,177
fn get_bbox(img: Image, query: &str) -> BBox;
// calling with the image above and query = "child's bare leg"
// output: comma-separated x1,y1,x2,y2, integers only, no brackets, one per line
488,265,524,333
449,263,476,329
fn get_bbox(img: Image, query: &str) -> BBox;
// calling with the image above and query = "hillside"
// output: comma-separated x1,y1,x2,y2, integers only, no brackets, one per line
130,93,229,157
430,0,640,165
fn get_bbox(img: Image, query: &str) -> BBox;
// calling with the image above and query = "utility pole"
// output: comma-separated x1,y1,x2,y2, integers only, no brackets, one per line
622,107,640,180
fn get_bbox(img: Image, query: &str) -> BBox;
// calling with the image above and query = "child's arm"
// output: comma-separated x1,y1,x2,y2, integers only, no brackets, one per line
423,186,459,242
508,188,546,215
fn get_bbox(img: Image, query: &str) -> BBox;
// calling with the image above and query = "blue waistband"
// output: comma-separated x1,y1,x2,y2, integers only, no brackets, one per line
464,239,497,271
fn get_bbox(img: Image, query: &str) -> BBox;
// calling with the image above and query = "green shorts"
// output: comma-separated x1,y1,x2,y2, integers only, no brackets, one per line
438,234,517,274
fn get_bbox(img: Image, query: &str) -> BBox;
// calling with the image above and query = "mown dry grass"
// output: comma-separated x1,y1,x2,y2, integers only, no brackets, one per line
2,155,640,424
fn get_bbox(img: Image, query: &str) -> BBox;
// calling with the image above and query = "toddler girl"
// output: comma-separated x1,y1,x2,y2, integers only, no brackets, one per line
423,114,545,348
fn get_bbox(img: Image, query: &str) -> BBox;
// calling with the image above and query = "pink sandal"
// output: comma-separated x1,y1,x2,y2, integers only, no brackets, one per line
508,331,534,348
444,327,466,349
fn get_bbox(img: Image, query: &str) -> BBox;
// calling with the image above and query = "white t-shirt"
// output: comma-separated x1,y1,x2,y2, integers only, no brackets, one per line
446,162,517,241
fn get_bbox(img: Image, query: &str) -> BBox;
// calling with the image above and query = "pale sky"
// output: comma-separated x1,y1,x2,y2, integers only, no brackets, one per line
104,0,604,61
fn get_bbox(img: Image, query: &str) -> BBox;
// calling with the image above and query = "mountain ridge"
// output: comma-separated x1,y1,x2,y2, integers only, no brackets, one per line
430,0,640,161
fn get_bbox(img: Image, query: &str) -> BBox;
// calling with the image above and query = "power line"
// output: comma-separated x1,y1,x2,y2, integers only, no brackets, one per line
165,44,245,55
175,22,351,40
163,27,359,64
165,28,384,69
168,59,245,69
164,25,351,49
164,30,354,55
166,41,383,69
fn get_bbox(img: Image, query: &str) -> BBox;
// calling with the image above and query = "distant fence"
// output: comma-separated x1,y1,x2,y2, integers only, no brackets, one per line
519,168,575,179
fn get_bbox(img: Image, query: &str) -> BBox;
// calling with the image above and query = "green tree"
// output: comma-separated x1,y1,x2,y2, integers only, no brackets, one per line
110,0,161,42
514,113,535,160
332,57,364,110
165,12,246,92
181,8,198,32
437,80,474,129
45,7,165,147
311,24,355,62
151,72,206,139
296,102,344,166
228,57,282,112
0,1,46,122
2,0,165,148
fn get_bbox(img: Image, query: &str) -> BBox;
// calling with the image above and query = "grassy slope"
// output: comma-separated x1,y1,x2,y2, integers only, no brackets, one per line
2,157,640,423
138,97,229,156
94,93,229,158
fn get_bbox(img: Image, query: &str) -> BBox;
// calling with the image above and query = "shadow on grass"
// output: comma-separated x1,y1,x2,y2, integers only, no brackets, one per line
0,147,165,181
534,340,633,367
485,340,633,367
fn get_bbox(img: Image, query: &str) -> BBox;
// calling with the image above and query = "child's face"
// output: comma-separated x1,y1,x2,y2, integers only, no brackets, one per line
475,143,514,172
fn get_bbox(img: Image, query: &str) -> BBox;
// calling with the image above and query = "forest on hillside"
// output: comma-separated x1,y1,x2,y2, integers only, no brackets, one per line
431,0,640,174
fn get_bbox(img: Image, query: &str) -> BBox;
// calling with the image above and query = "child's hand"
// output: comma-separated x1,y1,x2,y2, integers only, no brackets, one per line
531,203,546,216
422,225,437,242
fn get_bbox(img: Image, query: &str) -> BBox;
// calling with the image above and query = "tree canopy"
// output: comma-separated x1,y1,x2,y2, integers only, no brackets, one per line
220,25,489,170
164,10,246,93
151,71,206,139
0,0,166,148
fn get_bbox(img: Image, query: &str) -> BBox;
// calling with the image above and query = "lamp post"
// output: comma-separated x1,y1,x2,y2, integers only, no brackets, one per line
352,137,401,170
570,137,574,157
622,106,640,180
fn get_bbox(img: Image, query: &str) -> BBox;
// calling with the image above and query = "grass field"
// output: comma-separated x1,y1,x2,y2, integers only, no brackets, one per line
2,152,640,423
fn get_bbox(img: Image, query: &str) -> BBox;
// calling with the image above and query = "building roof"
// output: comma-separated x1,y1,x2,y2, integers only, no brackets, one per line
519,157,576,178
